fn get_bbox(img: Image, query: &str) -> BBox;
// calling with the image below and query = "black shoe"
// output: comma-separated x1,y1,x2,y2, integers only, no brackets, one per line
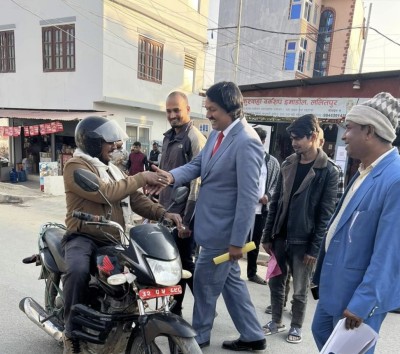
170,306,183,317
248,275,267,285
198,340,210,348
222,338,266,352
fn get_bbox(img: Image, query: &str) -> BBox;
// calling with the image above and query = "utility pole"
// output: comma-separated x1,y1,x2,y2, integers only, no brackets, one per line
359,2,372,73
233,0,243,84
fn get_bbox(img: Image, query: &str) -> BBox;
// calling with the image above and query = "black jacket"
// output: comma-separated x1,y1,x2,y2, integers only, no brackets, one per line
261,148,339,258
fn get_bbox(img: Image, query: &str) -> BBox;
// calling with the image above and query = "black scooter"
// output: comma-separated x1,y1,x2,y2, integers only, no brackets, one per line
20,168,201,354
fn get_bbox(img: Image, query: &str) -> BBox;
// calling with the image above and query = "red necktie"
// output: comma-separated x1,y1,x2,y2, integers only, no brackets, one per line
212,131,224,156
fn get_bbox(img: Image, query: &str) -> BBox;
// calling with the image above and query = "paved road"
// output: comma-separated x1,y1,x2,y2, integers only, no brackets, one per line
0,193,397,353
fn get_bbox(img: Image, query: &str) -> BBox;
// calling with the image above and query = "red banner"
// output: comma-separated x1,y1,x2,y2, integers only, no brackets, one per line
39,124,46,135
45,123,52,134
13,127,21,137
29,125,39,136
2,127,12,136
55,121,64,132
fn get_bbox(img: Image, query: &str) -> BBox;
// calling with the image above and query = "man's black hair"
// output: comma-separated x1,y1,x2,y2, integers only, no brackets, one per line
254,127,267,141
286,114,320,138
206,81,243,120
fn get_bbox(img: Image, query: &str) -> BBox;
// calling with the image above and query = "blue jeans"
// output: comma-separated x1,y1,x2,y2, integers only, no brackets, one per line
312,302,386,354
269,238,313,328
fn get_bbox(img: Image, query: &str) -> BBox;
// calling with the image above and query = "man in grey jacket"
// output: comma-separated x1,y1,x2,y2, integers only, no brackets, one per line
247,127,280,285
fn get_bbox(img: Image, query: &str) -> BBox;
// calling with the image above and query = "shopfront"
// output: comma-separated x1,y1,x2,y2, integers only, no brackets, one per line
240,70,400,185
0,110,108,185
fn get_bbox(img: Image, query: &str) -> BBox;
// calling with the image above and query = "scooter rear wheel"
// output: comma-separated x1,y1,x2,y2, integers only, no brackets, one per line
127,334,202,354
44,271,61,313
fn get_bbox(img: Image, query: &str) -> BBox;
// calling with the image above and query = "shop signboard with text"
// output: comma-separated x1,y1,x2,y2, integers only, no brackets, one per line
243,97,373,119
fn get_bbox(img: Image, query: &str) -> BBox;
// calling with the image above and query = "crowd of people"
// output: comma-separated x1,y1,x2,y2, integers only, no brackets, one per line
62,81,400,354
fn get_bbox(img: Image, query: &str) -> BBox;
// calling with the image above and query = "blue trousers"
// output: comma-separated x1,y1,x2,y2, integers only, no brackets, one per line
312,301,386,354
192,247,265,344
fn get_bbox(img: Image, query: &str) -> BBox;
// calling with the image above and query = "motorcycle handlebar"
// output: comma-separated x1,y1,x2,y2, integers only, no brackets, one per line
72,211,107,223
161,219,174,228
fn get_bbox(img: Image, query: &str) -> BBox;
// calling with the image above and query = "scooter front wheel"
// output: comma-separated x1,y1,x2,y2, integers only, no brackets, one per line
127,334,202,354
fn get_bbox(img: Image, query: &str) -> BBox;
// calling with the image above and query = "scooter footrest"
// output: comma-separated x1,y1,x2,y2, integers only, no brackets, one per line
71,329,105,345
72,314,108,332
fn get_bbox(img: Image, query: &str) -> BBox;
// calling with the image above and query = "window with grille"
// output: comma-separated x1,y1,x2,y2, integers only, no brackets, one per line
199,124,209,133
284,41,297,70
183,54,196,92
0,31,16,73
138,36,163,84
313,10,334,77
289,0,302,19
126,125,150,155
297,38,308,72
304,0,313,22
42,24,75,72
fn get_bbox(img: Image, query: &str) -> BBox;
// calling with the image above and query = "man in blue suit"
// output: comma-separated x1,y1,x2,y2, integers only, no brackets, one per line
312,92,400,353
154,81,266,351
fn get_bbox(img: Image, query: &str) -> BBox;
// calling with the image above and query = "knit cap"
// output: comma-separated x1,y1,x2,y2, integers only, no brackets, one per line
345,92,399,142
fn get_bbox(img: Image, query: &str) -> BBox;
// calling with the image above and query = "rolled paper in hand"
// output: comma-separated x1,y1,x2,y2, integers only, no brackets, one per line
213,241,256,265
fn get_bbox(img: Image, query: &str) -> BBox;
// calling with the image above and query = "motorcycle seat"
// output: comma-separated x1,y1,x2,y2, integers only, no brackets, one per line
43,228,67,273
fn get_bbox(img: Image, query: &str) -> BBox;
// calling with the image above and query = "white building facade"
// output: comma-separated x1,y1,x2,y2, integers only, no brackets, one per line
0,0,209,169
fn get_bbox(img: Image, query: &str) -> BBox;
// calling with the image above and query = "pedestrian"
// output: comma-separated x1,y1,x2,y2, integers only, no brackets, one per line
312,92,400,354
247,127,280,285
61,116,181,354
148,142,161,170
261,114,339,344
127,141,148,176
264,127,344,315
152,81,266,351
158,91,206,316
110,140,128,173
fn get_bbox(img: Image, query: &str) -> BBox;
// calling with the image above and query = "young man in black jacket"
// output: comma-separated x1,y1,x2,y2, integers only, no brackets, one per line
261,114,338,344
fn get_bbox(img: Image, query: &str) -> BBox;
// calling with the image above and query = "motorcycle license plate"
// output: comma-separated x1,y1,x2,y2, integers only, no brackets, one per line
139,285,182,300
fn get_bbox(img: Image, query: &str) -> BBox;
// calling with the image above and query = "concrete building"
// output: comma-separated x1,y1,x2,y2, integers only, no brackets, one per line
0,0,209,177
215,0,365,84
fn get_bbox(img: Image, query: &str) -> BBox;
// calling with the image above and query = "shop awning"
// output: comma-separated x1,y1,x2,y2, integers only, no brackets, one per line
0,109,110,121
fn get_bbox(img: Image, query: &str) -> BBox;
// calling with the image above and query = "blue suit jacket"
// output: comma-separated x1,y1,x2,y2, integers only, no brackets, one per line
316,149,400,319
171,118,263,249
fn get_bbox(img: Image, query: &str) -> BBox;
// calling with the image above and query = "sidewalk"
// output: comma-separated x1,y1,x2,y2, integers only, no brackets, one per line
0,175,43,203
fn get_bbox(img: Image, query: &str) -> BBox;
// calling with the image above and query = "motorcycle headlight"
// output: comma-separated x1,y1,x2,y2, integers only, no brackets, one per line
146,258,182,286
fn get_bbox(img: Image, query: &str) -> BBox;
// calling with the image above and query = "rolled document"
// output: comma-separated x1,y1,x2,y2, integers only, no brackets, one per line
213,242,256,265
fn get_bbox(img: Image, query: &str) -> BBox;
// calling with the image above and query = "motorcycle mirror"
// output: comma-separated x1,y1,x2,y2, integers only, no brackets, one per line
73,168,113,220
73,169,100,192
163,186,189,215
172,186,189,205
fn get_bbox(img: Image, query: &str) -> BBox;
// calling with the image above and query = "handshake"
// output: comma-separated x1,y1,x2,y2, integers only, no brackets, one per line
141,166,175,195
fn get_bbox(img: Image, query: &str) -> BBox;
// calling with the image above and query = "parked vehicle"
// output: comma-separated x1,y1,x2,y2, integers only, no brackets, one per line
0,156,9,167
19,168,201,354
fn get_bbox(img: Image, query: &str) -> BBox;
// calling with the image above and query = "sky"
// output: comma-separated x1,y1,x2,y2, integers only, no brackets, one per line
363,0,400,73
